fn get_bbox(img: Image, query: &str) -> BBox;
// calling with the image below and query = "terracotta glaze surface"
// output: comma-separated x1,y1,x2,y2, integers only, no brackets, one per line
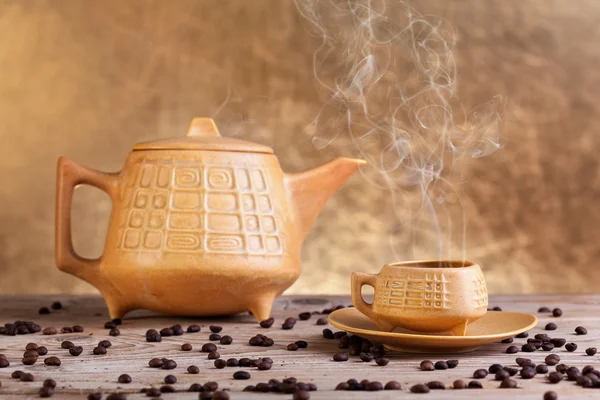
55,118,365,320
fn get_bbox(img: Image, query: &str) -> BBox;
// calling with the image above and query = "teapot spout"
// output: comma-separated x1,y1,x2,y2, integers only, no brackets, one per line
285,157,366,241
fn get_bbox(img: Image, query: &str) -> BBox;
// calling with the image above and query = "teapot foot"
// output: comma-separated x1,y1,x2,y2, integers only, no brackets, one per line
450,321,468,336
105,297,132,320
248,293,276,322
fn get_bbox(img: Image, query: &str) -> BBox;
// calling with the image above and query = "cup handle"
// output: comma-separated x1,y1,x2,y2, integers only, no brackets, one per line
55,157,119,279
351,272,379,322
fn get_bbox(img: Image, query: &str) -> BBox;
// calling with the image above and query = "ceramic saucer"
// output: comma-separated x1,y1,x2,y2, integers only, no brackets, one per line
328,308,537,353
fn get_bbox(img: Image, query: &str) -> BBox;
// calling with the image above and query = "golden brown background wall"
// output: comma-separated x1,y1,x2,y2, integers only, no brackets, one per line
1,0,599,295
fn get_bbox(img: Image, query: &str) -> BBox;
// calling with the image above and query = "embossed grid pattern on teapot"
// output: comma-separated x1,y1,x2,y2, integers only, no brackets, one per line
376,273,450,311
116,155,284,256
472,269,488,309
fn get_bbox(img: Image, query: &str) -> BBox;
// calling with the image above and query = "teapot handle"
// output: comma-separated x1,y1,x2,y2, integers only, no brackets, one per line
55,157,119,278
351,272,379,321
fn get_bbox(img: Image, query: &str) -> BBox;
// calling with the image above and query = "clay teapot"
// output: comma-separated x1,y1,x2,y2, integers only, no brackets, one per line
55,118,365,321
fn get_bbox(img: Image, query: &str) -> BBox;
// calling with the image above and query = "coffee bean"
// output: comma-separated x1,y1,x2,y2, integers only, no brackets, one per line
43,327,57,335
426,381,445,389
202,343,218,352
159,328,173,337
447,359,459,368
12,371,23,379
335,382,349,390
172,327,184,336
109,328,120,336
88,393,102,400
542,343,555,351
548,371,563,383
376,357,389,366
538,306,551,312
162,359,177,369
499,378,517,388
210,325,223,333
118,374,132,384
586,347,597,356
163,374,176,384
93,346,107,355
468,381,483,389
550,338,566,347
516,331,529,338
410,384,430,393
20,372,34,382
287,343,299,351
160,385,175,393
209,333,221,341
434,361,448,370
212,359,226,369
213,391,230,400
521,368,536,379
545,323,557,331
522,344,536,352
359,352,373,362
184,365,199,374
146,388,161,397
537,364,549,373
224,358,238,367
473,369,488,378
73,325,84,333
51,301,62,310
552,308,562,317
295,340,308,348
179,343,192,351
258,361,273,370
505,367,518,376
39,387,54,398
567,367,581,381
453,380,466,389
104,321,116,329
293,390,309,400
98,340,111,348
204,381,219,392
220,335,232,345
43,379,57,388
322,329,335,339
565,343,577,352
34,346,47,356
22,356,37,365
264,337,274,346
208,351,220,359
25,342,38,350
69,346,83,356
495,370,510,381
544,391,558,400
233,371,251,380
299,312,311,321
146,333,161,342
187,324,201,333
316,317,328,325
282,322,295,330
489,364,503,373
384,381,401,390
39,307,51,315
506,345,519,354
555,364,568,374
148,358,163,368
333,353,348,362
0,358,8,367
577,375,593,387
501,337,514,343
44,356,61,366
545,354,560,365
24,349,38,358
575,326,587,335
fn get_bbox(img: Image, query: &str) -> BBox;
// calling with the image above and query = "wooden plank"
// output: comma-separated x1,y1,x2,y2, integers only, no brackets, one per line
0,294,599,399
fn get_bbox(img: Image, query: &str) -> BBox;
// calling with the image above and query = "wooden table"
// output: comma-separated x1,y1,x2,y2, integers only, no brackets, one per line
0,294,598,399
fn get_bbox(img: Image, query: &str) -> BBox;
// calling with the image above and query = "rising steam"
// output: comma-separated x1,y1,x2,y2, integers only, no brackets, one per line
295,0,503,261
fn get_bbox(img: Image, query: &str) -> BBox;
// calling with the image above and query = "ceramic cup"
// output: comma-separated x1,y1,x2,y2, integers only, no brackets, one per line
351,260,488,336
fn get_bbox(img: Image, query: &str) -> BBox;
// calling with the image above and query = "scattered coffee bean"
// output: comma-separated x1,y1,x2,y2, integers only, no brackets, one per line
322,329,335,339
521,368,536,379
501,337,514,343
364,381,383,391
522,343,536,352
426,381,445,389
545,323,557,331
434,361,448,370
376,357,389,366
26,342,38,350
181,343,192,351
208,351,220,359
359,352,373,362
109,328,120,337
420,360,435,371
73,325,84,332
51,301,62,310
104,321,117,329
555,364,569,374
36,346,48,356
148,358,163,368
0,358,8,367
586,347,597,356
505,367,518,376
69,346,83,356
489,364,503,373
162,359,177,369
204,381,219,391
410,384,430,393
160,385,175,393
39,307,51,315
146,333,161,342
333,353,348,362
43,379,56,388
44,356,61,366
495,370,510,381
550,338,566,347
453,380,466,389
209,333,221,341
499,378,517,388
287,343,299,351
299,312,311,320
446,359,459,369
99,340,112,348
548,371,563,383
316,317,328,325
542,343,555,351
257,361,272,370
384,381,401,390
210,325,223,333
187,324,201,333
39,387,54,398
282,322,295,330
214,391,230,400
220,335,233,345
214,359,227,369
567,367,581,380
159,328,173,336
552,308,562,317
473,369,488,379
202,343,218,352
259,318,275,328
164,374,176,384
146,388,161,397
565,343,577,352
88,393,102,400
93,346,107,355
24,350,38,358
536,364,549,374
22,356,37,365
538,306,551,313
12,371,23,379
20,372,34,382
295,340,308,348
577,375,593,387
118,374,132,384
186,365,199,374
233,371,251,380
335,382,349,390
225,358,239,367
506,345,519,354
575,326,587,335
468,381,483,389
544,391,558,400
43,327,57,335
292,390,309,400
516,331,529,338
545,354,560,365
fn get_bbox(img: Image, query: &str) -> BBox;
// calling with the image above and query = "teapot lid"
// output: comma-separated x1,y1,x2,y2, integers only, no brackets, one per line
133,118,274,154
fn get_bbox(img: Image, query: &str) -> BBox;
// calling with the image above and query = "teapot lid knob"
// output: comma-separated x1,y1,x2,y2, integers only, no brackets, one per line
186,118,221,137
